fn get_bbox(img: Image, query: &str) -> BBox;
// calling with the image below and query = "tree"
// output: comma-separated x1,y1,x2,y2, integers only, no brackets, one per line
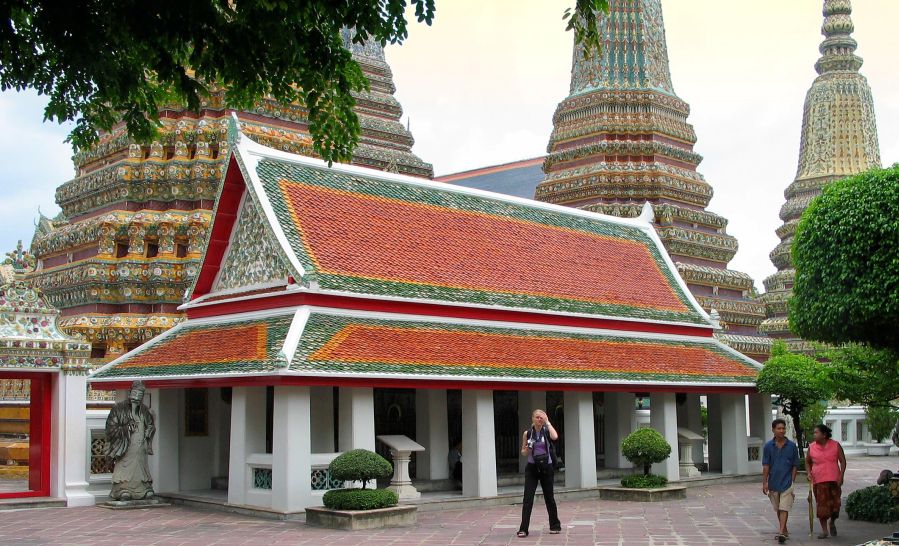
826,344,899,409
865,405,899,444
620,427,671,476
328,449,392,489
756,341,831,456
0,0,608,164
791,165,899,353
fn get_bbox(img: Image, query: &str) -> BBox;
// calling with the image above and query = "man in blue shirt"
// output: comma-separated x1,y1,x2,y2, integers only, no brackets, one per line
763,418,800,543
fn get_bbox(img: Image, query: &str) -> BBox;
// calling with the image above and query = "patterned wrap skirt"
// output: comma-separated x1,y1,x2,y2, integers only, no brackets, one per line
813,481,841,519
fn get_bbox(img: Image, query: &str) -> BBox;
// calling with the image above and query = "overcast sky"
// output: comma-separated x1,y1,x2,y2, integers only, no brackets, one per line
0,1,896,292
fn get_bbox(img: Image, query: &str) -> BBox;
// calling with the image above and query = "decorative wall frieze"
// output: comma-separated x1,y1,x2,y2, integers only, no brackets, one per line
544,140,703,170
762,269,795,293
676,263,754,291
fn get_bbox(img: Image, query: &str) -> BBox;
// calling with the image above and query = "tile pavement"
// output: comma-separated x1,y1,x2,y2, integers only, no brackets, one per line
0,457,895,546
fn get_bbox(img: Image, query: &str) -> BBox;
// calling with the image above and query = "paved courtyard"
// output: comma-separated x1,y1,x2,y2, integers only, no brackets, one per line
0,457,896,546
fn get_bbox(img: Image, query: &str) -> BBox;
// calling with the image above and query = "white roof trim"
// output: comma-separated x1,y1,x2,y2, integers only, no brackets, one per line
183,279,290,309
281,307,310,367
209,190,249,292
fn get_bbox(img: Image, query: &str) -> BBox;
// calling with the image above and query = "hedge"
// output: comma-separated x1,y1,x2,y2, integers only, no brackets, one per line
846,485,899,523
322,488,399,510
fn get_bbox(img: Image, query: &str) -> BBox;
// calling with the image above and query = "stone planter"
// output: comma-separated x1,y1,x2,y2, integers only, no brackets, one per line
597,485,686,502
305,505,417,530
866,443,892,456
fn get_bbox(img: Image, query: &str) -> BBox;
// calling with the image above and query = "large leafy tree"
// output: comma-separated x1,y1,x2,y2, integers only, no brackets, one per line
756,341,831,456
0,0,607,164
825,344,899,408
791,165,899,353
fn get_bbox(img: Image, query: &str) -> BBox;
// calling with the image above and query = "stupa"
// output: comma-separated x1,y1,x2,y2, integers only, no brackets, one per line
28,34,432,360
761,0,881,351
535,0,770,360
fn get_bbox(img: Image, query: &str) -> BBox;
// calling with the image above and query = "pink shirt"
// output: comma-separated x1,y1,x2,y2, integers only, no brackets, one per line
808,439,842,484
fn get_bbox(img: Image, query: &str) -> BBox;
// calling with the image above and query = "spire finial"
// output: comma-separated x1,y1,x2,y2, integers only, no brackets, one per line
816,0,862,74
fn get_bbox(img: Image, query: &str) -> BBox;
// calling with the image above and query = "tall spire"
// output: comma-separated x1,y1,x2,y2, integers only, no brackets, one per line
761,0,881,350
537,0,770,362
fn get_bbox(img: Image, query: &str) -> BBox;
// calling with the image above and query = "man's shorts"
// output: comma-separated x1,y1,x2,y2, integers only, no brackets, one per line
768,486,795,512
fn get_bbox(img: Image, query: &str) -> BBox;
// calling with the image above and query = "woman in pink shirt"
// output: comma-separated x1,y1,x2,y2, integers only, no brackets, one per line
806,424,847,539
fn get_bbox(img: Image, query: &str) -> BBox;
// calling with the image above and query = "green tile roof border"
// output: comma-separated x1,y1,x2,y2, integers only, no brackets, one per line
186,115,714,332
89,306,759,389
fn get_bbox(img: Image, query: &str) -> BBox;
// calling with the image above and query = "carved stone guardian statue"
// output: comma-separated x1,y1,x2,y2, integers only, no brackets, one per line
105,380,156,501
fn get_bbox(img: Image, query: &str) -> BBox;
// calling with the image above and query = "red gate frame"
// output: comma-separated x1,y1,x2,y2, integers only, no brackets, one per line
0,371,52,499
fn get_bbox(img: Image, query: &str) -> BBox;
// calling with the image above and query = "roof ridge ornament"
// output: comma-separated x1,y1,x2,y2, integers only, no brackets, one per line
227,112,242,147
816,0,863,74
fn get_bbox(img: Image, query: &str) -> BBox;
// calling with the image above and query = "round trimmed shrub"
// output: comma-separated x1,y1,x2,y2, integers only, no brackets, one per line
322,488,398,510
620,474,668,489
846,485,899,523
621,428,671,476
865,405,899,443
328,449,393,488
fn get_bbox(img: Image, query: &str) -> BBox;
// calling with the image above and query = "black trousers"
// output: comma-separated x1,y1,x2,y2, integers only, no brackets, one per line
519,462,561,533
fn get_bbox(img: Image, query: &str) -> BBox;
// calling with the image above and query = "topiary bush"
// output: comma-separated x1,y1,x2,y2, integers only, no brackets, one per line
620,474,668,489
865,405,899,443
322,488,398,510
846,485,899,523
328,449,393,488
621,428,671,475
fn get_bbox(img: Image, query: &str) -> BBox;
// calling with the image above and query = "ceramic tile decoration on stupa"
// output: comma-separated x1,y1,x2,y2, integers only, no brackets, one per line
761,0,881,352
534,0,770,361
27,32,432,360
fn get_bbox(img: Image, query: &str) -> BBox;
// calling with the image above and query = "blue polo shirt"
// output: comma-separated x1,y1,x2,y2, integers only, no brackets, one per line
762,438,799,493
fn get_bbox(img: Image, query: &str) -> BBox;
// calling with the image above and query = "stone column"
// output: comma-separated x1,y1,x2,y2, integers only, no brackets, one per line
564,391,597,488
720,394,749,475
148,388,180,494
518,390,547,472
832,419,844,443
847,417,858,447
683,394,705,466
650,392,680,480
461,390,497,498
415,389,449,480
338,387,375,452
228,387,267,506
271,386,313,512
310,387,334,453
603,392,637,469
706,394,723,472
53,371,94,506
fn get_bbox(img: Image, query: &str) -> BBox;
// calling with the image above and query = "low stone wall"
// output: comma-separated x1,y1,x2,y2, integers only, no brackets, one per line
597,486,686,502
305,505,417,530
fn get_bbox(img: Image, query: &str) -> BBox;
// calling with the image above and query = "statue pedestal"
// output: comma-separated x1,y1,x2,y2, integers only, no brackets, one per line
99,498,170,510
377,435,426,500
677,428,704,479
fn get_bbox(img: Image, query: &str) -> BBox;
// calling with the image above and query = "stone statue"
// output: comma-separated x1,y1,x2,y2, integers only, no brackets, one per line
105,380,156,500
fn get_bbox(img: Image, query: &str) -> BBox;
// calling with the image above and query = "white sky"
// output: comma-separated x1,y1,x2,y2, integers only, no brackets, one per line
0,1,896,292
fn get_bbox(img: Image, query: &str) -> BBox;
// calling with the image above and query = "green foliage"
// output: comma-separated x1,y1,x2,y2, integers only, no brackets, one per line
0,1,609,164
322,488,398,511
799,401,828,443
620,474,668,489
846,485,899,523
865,405,899,443
826,344,899,408
621,428,671,475
328,449,392,488
791,165,899,352
757,345,831,451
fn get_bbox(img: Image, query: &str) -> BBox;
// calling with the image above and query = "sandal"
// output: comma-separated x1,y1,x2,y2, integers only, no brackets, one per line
829,521,837,536
549,528,561,534
817,533,829,539
517,531,528,538
776,534,786,544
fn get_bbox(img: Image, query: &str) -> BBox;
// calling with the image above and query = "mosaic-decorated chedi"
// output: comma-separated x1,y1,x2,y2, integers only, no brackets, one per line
28,34,432,359
535,0,770,360
761,0,881,351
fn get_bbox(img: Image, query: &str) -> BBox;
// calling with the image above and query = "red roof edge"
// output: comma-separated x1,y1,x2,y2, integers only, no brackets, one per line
191,155,246,300
435,157,545,182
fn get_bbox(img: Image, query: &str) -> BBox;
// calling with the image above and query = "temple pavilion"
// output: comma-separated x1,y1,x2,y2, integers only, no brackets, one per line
88,117,771,514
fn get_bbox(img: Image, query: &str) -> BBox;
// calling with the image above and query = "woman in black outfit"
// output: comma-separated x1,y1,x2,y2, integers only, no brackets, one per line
517,409,561,538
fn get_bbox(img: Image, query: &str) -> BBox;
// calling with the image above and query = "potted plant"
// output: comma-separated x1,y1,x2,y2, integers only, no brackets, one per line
619,428,671,489
307,449,416,530
865,405,898,456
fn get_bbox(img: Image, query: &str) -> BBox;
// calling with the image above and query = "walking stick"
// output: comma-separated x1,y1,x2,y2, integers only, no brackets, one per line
807,471,815,537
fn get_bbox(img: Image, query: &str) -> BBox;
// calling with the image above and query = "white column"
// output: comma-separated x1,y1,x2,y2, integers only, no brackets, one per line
415,389,449,480
310,387,334,453
707,394,723,472
338,387,375,452
833,419,844,443
52,372,93,506
271,386,312,512
461,390,497,498
228,387,267,506
148,388,180,494
564,391,597,488
518,390,547,472
684,394,705,466
749,393,773,443
650,393,680,481
721,394,749,475
847,418,858,446
603,392,637,469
